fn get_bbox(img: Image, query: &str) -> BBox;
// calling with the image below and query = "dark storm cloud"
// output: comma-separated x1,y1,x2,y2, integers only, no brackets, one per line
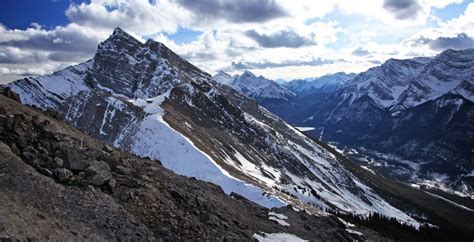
182,52,217,61
175,0,287,23
245,30,315,48
48,50,93,62
383,0,421,20
231,58,334,70
0,47,45,64
428,33,474,50
352,47,371,56
369,60,382,64
412,33,474,50
0,30,97,53
0,27,98,63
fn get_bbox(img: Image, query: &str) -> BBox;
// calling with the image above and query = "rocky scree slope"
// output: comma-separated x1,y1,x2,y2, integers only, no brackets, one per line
9,27,416,223
0,90,383,241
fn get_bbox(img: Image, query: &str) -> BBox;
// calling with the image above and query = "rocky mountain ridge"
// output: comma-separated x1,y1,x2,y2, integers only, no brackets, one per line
1,90,372,240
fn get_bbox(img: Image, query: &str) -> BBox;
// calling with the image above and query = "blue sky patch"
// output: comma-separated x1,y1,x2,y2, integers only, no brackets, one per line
0,0,89,30
165,28,202,44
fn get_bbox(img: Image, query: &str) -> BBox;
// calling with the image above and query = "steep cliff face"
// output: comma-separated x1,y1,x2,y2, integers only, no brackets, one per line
9,28,416,223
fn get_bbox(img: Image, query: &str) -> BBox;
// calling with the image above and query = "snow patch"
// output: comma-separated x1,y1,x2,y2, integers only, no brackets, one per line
295,127,316,132
424,191,474,212
360,165,376,175
346,229,364,236
338,217,355,227
253,232,307,242
268,212,290,226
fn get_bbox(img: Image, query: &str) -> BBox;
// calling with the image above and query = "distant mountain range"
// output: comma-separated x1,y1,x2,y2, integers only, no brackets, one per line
214,71,355,99
283,72,357,95
214,70,295,101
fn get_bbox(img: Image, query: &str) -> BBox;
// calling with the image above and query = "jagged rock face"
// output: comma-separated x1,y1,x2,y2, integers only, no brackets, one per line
8,28,417,223
91,27,209,99
280,49,474,192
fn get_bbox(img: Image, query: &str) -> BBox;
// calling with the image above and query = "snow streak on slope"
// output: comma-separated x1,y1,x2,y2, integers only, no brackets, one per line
9,61,92,109
128,91,285,208
239,110,419,226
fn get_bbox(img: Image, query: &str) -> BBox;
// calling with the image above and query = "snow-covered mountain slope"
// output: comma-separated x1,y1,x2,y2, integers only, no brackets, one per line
285,72,356,95
340,57,432,109
391,49,474,111
274,49,474,194
213,70,295,101
337,49,473,111
9,27,417,223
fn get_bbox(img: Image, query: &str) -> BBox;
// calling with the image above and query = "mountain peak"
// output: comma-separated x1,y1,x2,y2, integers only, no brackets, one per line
215,70,231,77
435,48,474,64
285,72,356,95
98,27,144,54
223,70,295,100
213,71,233,85
112,27,126,36
91,28,210,98
108,27,140,43
242,70,256,77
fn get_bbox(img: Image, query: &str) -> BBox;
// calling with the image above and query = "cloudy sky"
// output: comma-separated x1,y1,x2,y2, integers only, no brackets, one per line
1,0,473,83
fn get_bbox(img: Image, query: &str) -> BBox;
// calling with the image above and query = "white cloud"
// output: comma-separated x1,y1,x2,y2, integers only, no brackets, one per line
0,0,470,82
404,2,474,52
66,0,192,34
0,22,110,78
